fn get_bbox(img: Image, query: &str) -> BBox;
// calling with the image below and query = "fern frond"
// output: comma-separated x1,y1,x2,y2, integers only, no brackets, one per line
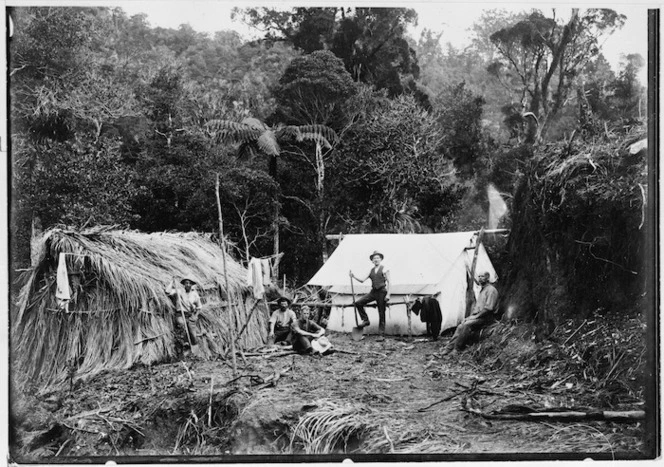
297,125,339,144
256,130,280,156
241,117,269,130
297,132,333,149
206,120,262,144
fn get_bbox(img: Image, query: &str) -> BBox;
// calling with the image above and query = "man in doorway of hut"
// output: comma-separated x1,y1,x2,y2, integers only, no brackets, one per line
291,305,326,354
268,296,297,345
440,271,498,356
349,250,391,342
165,277,202,347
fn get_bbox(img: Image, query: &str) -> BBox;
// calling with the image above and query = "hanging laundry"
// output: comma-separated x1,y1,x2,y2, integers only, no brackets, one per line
247,258,265,299
246,259,255,287
261,258,272,286
55,252,71,312
411,296,442,340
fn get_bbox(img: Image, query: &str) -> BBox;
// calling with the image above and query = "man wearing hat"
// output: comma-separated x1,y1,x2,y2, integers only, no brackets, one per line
165,277,202,346
349,250,391,341
268,296,297,345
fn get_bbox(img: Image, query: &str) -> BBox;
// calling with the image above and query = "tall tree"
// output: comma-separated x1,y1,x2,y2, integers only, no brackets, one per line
9,6,144,266
328,92,464,234
272,50,358,261
434,82,486,179
205,116,338,262
611,53,646,121
234,7,421,98
582,53,617,123
272,50,357,128
489,8,626,143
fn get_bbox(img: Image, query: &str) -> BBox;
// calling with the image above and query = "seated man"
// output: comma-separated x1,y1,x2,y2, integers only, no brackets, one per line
291,305,325,354
440,271,498,355
268,296,297,345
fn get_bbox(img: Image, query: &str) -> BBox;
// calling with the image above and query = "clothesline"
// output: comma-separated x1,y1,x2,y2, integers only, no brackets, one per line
47,307,121,314
242,252,283,262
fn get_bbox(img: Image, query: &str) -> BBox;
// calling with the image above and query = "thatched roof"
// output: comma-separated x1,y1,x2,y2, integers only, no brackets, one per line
13,227,267,389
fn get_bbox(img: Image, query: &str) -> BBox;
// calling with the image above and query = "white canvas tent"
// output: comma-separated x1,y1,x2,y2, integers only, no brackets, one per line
307,232,497,335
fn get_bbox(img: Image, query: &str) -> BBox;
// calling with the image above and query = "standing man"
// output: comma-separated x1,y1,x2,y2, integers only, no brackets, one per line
440,271,498,355
268,296,297,345
165,277,202,346
291,305,325,354
349,250,391,341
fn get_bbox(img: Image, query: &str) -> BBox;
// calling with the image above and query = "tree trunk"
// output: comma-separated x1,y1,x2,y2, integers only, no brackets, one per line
215,174,238,376
315,142,327,264
465,228,485,317
269,154,280,278
273,208,280,278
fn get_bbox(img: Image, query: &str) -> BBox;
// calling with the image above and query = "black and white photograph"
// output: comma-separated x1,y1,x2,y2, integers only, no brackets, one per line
3,0,658,462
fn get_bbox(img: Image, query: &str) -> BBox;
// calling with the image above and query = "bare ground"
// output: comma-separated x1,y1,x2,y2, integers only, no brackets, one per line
9,321,650,462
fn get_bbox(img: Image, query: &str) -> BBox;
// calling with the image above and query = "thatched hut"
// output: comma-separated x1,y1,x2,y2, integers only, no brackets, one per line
12,227,269,388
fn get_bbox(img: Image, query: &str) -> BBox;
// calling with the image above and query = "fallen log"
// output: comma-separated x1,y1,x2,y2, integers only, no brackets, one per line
464,407,645,423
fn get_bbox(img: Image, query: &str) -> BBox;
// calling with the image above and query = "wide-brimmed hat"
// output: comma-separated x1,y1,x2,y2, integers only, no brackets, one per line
180,278,197,286
369,250,384,260
276,296,292,305
311,336,333,355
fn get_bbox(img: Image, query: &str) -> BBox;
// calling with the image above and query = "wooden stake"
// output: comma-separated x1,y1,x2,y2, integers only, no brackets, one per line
406,295,412,341
216,173,237,377
465,227,485,318
207,376,214,427
235,299,262,342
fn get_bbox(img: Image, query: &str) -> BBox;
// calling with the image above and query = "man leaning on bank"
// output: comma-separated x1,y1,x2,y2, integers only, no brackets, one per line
440,271,498,356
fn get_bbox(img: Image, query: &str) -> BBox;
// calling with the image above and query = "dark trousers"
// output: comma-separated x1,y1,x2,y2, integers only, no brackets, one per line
427,321,442,340
292,334,314,353
444,316,489,351
355,287,387,333
274,325,292,344
176,316,198,345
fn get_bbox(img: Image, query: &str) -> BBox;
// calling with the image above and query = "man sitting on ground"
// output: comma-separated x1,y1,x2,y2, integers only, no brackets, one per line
291,305,325,354
268,296,297,345
440,271,498,356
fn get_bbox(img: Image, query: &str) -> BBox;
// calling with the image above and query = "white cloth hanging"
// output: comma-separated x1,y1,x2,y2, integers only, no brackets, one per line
261,258,272,286
247,258,265,299
55,253,71,312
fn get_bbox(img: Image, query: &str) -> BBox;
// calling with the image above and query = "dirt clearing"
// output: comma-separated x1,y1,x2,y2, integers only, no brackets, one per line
10,319,650,462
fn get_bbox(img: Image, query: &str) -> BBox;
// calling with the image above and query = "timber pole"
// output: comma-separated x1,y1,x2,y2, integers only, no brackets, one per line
465,227,485,318
216,173,238,377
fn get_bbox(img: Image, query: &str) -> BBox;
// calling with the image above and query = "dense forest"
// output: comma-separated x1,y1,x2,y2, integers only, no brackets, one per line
8,7,655,460
9,6,648,315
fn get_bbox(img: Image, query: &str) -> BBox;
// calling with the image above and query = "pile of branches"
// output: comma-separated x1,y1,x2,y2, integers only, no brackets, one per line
501,125,648,323
470,310,647,407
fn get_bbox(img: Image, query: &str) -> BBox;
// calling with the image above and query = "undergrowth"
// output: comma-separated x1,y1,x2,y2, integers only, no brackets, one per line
470,307,647,408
